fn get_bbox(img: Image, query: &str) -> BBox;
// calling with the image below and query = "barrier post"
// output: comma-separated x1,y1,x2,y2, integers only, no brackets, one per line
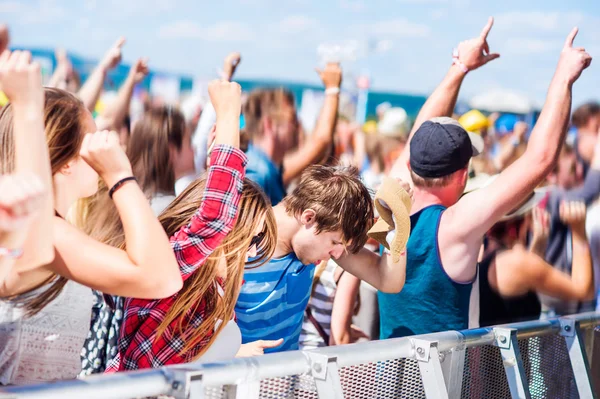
560,317,597,399
305,352,344,398
412,339,449,399
440,346,465,398
494,328,531,399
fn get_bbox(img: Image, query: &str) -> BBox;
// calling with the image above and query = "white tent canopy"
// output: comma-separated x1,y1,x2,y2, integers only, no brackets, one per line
469,89,539,114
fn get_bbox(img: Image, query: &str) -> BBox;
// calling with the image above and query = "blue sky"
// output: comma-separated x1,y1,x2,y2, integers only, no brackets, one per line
3,0,600,107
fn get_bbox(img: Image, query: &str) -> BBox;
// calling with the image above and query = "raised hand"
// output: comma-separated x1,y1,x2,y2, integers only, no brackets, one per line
208,79,242,117
223,52,241,81
0,174,46,232
455,17,500,71
559,201,587,231
0,50,43,108
80,130,133,188
236,339,284,357
316,62,342,89
555,28,592,86
129,58,149,84
100,37,126,71
531,206,550,242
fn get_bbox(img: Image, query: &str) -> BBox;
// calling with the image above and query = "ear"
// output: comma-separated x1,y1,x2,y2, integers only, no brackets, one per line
459,167,468,185
406,159,411,171
58,159,74,176
299,209,317,228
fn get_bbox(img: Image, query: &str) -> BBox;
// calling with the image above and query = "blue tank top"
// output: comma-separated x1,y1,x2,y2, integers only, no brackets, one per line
378,205,473,339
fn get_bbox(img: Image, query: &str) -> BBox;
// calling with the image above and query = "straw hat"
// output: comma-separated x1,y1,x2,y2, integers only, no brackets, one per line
367,177,412,263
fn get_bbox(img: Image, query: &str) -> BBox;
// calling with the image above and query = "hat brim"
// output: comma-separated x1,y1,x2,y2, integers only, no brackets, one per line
500,188,552,222
464,173,491,195
467,132,484,156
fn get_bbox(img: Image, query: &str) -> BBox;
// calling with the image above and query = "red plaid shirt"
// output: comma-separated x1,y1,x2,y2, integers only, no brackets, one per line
106,145,247,372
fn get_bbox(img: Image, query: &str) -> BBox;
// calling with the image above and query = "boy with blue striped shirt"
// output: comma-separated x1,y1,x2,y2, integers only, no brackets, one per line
235,165,409,353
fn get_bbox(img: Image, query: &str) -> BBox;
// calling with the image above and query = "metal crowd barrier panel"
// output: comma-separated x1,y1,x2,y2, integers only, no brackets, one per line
1,312,599,399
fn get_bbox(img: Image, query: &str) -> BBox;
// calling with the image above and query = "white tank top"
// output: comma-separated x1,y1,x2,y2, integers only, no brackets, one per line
0,280,93,385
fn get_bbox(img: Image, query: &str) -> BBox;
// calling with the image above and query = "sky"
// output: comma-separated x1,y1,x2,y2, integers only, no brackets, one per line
3,0,600,107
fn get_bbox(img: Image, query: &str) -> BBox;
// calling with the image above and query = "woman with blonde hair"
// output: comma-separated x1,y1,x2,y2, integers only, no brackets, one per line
0,51,181,384
107,80,278,371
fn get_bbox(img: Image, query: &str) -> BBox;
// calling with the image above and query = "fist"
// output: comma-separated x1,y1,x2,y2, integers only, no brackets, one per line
101,37,126,71
0,173,46,232
397,178,414,205
316,62,342,89
0,50,43,107
513,121,528,141
556,28,592,85
208,80,242,116
130,58,149,84
559,201,586,228
531,206,550,241
79,130,133,188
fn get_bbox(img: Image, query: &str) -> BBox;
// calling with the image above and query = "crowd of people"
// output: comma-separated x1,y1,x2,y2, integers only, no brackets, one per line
0,16,597,389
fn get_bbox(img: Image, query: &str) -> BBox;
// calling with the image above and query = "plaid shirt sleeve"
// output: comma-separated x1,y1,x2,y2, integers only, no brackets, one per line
170,145,247,281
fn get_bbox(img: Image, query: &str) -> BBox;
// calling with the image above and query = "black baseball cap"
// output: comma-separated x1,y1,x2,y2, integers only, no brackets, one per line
410,117,484,178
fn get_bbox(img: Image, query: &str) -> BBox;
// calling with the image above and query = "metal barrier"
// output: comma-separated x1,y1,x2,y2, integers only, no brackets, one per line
1,312,599,399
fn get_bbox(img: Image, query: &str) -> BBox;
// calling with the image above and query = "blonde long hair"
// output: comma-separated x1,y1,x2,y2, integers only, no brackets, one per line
0,88,86,316
121,176,276,360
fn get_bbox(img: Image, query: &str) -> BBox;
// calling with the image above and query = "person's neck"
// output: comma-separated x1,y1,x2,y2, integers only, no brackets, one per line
53,178,78,218
253,136,284,166
410,186,455,214
273,204,298,257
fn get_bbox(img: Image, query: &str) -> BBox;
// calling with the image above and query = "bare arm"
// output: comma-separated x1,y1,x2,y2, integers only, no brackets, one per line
78,37,125,112
96,58,148,131
442,28,592,280
330,270,361,345
47,49,70,90
283,63,341,185
336,247,406,294
49,131,182,298
391,18,500,182
493,122,528,171
0,51,54,271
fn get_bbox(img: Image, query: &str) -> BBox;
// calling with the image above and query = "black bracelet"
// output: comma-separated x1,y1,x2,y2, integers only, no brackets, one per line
108,177,137,199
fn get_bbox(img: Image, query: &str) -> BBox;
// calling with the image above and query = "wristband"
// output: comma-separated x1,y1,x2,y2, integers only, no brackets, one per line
108,177,137,199
452,48,469,74
325,87,340,96
0,247,23,259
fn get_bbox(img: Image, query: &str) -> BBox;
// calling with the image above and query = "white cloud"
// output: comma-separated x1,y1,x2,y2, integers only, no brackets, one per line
502,38,558,54
362,18,431,38
278,15,318,34
495,11,585,33
158,20,255,42
339,0,366,12
0,1,22,13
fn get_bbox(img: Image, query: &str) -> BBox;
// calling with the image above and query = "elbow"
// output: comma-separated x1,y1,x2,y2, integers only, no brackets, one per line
146,273,183,299
526,147,556,173
378,277,405,294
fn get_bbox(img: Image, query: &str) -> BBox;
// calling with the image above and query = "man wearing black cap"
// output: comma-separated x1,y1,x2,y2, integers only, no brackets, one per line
379,18,592,338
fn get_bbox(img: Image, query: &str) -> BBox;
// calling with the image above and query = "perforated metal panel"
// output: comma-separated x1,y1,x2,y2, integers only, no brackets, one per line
461,344,512,399
519,335,579,399
339,359,425,399
203,386,225,399
258,374,318,399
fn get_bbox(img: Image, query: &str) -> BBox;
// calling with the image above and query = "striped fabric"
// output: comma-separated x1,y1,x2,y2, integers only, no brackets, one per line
235,253,315,353
299,260,338,349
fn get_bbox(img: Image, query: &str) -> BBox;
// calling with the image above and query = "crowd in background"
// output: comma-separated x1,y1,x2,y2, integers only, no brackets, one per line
0,16,598,390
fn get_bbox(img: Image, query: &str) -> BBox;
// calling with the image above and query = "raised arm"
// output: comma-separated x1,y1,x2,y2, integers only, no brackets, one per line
170,80,246,281
493,202,593,301
96,58,149,131
47,49,71,90
282,63,341,185
330,270,365,345
46,129,182,298
0,51,54,271
447,28,592,247
391,18,500,181
78,37,125,112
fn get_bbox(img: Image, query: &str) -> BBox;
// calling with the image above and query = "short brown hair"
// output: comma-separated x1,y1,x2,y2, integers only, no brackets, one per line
410,169,456,188
243,88,295,140
572,102,600,128
283,165,374,253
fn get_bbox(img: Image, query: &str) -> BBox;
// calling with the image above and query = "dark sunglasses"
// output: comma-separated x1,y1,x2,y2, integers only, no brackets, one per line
249,231,265,250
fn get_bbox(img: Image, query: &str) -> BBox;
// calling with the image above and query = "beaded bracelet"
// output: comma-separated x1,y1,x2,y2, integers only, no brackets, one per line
108,177,137,199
